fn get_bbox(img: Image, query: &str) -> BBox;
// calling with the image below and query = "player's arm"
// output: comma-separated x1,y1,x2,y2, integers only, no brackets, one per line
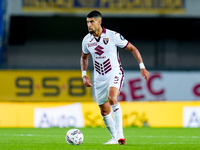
125,42,149,82
80,52,92,87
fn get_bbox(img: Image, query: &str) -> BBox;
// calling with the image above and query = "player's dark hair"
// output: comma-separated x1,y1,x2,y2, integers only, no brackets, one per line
87,10,102,19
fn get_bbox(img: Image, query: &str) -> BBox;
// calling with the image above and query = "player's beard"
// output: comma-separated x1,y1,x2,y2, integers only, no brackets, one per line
89,30,94,34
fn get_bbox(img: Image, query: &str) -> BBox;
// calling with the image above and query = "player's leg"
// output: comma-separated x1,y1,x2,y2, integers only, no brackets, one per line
108,87,126,145
99,102,118,144
94,79,118,144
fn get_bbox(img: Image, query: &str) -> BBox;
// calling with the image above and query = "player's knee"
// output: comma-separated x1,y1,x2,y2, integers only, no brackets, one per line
108,96,118,105
101,110,110,116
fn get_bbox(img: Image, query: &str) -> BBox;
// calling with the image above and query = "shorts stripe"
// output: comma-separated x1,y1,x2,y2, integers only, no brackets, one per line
119,74,124,91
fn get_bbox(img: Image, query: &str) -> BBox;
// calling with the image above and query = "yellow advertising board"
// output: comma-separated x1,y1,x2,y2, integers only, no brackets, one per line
0,70,92,102
0,101,200,127
82,101,187,127
22,0,185,14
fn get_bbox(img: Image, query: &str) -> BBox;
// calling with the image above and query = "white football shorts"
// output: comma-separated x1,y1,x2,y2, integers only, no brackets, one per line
94,73,124,105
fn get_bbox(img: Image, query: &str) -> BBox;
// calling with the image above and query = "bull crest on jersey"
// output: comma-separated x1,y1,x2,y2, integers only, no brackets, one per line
94,45,104,56
103,38,109,45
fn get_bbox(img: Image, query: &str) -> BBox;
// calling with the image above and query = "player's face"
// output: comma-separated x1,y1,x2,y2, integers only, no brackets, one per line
86,17,101,34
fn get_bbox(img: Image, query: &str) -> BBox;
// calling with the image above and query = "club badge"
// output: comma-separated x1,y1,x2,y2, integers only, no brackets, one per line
103,38,109,45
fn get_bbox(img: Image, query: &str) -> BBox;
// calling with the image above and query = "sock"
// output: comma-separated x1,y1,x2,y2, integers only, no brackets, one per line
102,112,117,139
111,102,124,139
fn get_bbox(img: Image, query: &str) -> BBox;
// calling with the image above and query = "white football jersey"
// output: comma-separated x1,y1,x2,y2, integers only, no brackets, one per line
82,28,129,79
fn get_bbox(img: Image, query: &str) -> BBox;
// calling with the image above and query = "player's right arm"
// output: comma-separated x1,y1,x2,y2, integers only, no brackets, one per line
80,52,92,87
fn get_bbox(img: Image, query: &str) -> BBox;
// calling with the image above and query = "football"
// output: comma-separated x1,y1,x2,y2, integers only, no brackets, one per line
65,129,84,145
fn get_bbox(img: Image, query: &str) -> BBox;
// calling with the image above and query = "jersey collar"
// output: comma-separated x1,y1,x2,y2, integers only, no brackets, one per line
90,27,106,42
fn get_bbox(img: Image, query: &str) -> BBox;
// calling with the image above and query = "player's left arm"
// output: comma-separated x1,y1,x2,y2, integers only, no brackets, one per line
125,42,149,82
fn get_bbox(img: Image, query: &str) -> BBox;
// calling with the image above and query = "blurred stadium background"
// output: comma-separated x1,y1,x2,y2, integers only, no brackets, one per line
0,0,200,128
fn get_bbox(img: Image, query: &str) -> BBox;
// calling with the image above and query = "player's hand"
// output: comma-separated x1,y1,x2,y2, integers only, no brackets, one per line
82,76,92,87
141,68,149,82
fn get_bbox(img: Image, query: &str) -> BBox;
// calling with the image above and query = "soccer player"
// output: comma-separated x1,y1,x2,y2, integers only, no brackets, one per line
80,10,149,145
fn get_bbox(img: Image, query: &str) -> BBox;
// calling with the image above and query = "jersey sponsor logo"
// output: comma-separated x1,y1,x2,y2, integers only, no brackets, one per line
103,38,109,45
94,45,104,56
88,42,97,48
96,56,106,59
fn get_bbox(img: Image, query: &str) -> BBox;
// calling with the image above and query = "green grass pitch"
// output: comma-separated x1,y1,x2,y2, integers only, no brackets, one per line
0,127,200,150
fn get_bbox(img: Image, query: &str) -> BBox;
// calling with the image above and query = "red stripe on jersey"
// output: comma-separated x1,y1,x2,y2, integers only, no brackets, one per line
95,63,100,69
103,58,110,64
104,64,111,71
117,48,124,91
122,41,129,49
102,27,106,33
119,74,124,91
105,68,112,74
95,61,100,65
103,60,110,67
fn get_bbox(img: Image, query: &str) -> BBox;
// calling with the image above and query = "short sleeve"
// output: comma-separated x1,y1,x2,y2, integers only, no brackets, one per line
82,39,90,54
114,33,129,49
